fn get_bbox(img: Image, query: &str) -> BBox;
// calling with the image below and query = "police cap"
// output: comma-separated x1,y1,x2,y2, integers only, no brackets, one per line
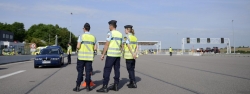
124,25,133,28
108,20,117,25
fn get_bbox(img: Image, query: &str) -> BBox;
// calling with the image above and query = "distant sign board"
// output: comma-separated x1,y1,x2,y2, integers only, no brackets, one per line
30,48,36,52
30,43,36,49
30,43,36,52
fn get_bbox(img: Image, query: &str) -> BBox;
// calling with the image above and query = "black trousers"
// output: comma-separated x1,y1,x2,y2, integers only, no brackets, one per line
126,59,136,82
170,52,172,56
76,59,92,86
103,56,120,85
68,54,71,63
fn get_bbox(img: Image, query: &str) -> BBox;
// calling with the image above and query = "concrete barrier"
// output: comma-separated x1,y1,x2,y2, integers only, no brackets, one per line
0,55,36,64
0,54,77,65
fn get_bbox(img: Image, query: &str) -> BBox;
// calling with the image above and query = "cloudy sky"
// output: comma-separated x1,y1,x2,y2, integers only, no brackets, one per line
0,0,249,49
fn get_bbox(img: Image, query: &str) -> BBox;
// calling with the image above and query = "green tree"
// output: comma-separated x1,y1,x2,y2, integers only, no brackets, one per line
26,24,77,52
11,22,26,42
0,22,26,42
30,37,46,47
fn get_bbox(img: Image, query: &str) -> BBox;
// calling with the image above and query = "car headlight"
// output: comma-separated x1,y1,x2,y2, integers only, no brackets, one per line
35,58,42,60
51,58,59,60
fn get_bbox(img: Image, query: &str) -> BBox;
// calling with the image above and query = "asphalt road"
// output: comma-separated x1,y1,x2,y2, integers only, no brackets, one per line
0,55,250,94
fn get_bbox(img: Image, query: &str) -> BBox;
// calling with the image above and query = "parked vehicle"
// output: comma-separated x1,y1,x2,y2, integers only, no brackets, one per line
205,47,211,52
211,47,220,53
196,48,204,52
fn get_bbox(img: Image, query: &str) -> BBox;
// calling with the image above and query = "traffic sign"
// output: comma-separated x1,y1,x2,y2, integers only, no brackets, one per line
30,43,36,49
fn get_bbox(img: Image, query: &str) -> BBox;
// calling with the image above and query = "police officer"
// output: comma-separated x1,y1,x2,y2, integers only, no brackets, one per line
67,43,72,64
97,20,123,93
123,25,138,88
73,23,97,92
1,48,4,55
169,47,173,56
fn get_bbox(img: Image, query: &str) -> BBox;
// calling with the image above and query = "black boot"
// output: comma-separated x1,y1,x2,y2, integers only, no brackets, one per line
73,85,80,92
127,81,132,86
86,82,92,92
96,85,108,93
128,81,137,88
109,84,118,91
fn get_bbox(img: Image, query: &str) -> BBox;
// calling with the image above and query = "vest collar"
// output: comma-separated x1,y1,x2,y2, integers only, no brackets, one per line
111,29,117,32
84,32,90,34
127,33,132,36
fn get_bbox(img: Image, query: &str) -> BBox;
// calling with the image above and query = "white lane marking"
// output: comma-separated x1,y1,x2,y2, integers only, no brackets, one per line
0,61,31,67
0,70,26,79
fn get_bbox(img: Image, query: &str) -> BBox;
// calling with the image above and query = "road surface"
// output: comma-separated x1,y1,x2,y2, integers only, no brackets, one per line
0,55,250,94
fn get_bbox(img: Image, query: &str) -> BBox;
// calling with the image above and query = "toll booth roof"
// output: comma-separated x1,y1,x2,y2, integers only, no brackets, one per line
97,41,159,45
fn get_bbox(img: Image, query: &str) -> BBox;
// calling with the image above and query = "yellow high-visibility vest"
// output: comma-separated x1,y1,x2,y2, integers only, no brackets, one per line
67,46,72,54
78,34,96,61
124,34,137,59
169,48,173,52
107,30,122,57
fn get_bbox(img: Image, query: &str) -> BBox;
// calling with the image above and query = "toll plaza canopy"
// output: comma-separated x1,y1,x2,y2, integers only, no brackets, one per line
97,41,162,53
97,41,159,45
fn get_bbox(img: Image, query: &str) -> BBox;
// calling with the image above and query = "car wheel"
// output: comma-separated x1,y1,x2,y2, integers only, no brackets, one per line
34,65,38,68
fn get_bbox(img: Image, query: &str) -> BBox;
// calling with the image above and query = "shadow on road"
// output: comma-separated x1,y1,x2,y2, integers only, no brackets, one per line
117,76,142,89
92,70,101,75
91,80,103,90
36,62,69,69
90,76,142,90
0,68,8,70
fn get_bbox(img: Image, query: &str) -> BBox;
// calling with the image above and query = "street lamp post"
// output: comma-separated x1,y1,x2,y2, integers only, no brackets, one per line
232,20,235,54
70,12,72,43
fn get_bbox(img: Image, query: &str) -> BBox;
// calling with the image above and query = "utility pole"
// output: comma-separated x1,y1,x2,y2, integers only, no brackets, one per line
232,20,235,54
70,12,72,43
55,35,58,46
49,34,50,46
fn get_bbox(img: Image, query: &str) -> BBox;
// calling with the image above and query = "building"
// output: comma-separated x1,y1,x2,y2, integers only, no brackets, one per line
0,30,25,55
0,30,14,42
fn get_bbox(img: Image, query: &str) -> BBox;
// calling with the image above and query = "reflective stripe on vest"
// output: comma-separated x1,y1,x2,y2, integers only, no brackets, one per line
78,34,95,61
107,30,122,57
124,34,137,59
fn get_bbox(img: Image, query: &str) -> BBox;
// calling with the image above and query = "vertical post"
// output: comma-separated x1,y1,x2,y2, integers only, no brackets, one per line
49,34,50,46
156,42,158,54
232,20,235,54
160,41,161,54
182,38,185,53
55,35,58,46
70,12,72,43
228,38,231,53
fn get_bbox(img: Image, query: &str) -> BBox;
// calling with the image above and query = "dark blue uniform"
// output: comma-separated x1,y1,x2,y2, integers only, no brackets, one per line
126,59,136,82
76,59,92,85
103,56,120,85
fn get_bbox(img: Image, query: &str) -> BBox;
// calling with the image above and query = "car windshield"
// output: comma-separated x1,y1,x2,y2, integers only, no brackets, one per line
40,49,59,55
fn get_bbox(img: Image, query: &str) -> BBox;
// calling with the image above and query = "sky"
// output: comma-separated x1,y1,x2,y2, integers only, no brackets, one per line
0,0,250,49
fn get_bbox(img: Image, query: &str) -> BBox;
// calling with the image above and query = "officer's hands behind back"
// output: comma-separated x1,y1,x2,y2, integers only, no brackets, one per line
101,55,105,61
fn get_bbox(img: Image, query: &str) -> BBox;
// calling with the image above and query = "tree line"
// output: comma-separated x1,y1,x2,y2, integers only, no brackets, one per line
0,22,77,52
